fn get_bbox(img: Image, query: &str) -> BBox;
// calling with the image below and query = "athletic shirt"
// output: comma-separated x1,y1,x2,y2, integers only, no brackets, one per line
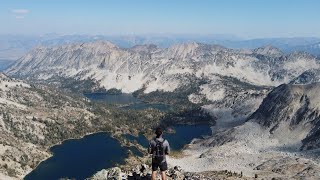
148,136,170,163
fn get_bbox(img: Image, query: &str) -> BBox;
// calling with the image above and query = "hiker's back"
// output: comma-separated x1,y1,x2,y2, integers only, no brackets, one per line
149,127,170,180
149,137,170,163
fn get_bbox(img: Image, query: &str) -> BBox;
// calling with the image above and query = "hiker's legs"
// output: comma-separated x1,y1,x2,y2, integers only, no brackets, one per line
152,171,157,180
161,171,167,180
158,161,167,180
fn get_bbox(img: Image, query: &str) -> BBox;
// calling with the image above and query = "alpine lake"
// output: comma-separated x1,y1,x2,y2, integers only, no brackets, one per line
25,93,212,180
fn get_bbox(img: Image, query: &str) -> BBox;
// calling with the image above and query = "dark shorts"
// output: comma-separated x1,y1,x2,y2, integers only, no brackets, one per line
152,161,168,171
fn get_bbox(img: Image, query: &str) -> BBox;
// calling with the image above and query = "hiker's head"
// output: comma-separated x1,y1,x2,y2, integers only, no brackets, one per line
155,127,163,137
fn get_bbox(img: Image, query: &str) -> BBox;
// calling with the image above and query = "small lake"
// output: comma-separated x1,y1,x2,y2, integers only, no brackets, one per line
165,124,212,150
25,125,212,180
124,124,212,151
25,93,212,179
124,133,150,148
84,93,172,111
24,133,128,180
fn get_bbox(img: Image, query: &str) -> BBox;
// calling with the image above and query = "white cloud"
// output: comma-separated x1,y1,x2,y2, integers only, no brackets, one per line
11,9,30,20
11,9,30,14
15,16,25,19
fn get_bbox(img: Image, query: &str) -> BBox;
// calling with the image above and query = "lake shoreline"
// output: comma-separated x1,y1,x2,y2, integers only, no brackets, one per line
25,122,213,179
25,92,215,179
23,130,110,179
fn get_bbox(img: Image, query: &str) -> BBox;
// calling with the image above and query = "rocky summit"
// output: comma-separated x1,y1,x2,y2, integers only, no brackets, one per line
90,164,247,180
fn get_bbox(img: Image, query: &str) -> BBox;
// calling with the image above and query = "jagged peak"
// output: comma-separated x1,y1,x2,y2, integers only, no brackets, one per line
26,41,120,56
164,42,230,59
288,51,316,59
166,42,201,58
80,40,118,49
290,69,320,85
249,82,320,128
168,41,228,51
253,45,283,56
207,44,228,51
168,41,201,52
271,83,320,102
130,44,159,52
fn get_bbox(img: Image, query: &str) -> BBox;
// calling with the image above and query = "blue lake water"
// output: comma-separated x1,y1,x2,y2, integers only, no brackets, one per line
25,125,212,180
164,124,212,150
24,133,128,180
124,124,212,151
123,133,150,148
25,94,212,180
128,146,144,157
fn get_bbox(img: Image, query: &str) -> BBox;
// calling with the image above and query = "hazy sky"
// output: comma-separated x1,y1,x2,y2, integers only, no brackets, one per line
1,0,320,38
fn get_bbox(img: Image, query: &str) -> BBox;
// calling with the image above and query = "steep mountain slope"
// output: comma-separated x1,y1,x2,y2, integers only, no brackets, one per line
290,69,320,85
0,73,97,179
0,72,178,179
169,83,320,179
0,73,145,179
249,83,320,150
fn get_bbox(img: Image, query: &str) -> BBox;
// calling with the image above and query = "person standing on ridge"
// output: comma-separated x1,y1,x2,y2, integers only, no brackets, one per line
148,127,170,180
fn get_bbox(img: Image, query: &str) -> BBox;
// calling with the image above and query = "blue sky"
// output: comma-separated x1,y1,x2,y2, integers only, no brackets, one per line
1,0,320,38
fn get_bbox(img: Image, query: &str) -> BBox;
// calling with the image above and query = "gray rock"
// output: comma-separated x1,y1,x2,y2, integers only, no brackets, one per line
90,167,126,180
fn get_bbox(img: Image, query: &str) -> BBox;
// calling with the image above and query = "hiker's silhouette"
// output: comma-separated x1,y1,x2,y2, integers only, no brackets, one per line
148,127,170,180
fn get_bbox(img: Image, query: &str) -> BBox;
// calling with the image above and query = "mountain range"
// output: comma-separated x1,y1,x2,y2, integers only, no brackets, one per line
2,40,320,179
6,41,320,92
6,40,320,145
1,34,320,61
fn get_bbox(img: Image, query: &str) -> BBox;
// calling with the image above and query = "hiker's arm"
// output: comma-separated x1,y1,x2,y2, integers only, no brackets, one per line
148,141,153,154
165,141,170,155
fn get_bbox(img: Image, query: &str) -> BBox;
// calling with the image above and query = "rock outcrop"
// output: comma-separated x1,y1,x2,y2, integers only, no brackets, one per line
90,164,245,180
